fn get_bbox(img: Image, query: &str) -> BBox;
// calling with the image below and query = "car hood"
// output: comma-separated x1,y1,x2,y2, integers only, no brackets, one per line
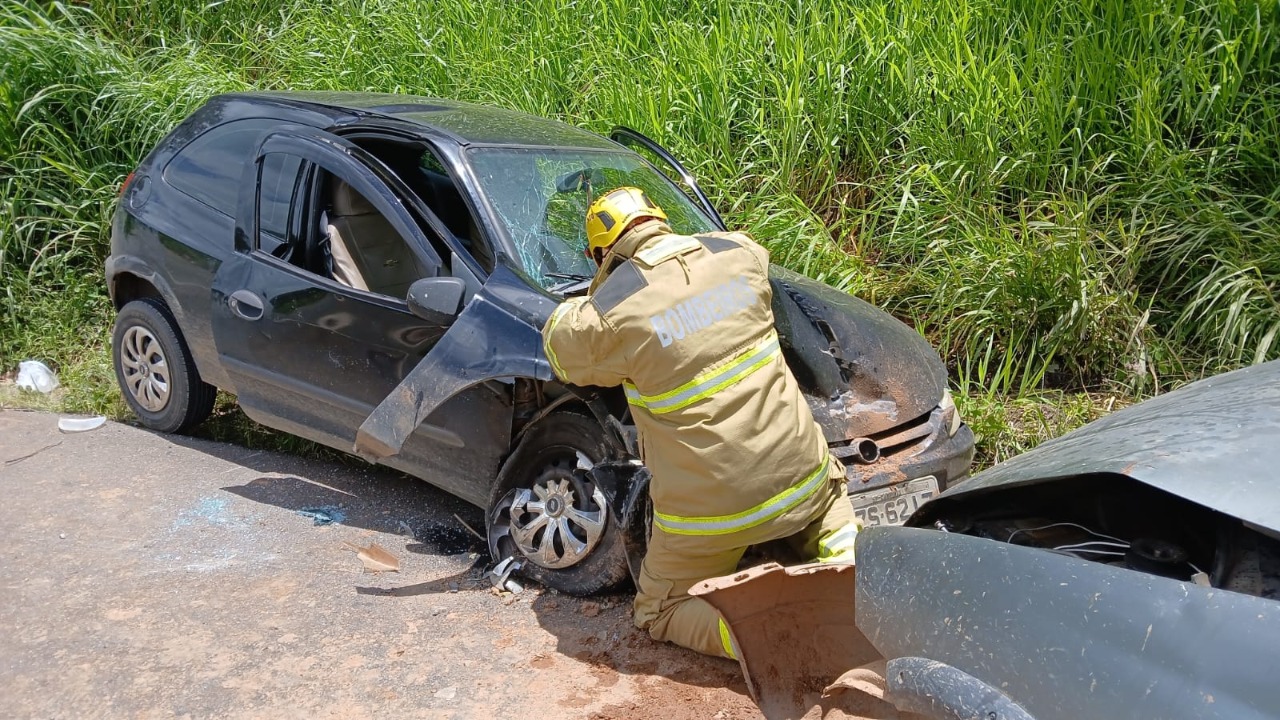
913,360,1280,534
770,266,948,439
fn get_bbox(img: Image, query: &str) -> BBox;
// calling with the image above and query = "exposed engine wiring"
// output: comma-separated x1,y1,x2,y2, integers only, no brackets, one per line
1054,540,1131,552
1007,522,1128,545
1050,549,1126,559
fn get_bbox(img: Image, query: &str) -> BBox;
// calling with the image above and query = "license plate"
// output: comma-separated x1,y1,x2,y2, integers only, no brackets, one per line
851,476,939,528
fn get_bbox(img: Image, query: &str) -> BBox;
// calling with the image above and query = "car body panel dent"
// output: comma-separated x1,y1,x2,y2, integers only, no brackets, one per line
915,360,1280,534
355,262,559,460
856,527,1280,720
771,266,947,439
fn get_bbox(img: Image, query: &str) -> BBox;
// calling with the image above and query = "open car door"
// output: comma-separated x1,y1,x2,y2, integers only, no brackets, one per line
609,127,728,231
353,261,559,460
214,128,450,446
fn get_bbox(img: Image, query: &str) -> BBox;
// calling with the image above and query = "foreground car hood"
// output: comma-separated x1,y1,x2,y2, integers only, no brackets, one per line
914,360,1280,534
770,266,947,438
857,527,1280,720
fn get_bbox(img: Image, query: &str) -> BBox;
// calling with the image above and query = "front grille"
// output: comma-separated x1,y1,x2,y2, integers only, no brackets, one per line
827,408,938,462
868,410,936,456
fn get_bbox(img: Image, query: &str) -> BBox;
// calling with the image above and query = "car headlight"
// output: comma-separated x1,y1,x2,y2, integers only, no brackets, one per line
940,389,962,437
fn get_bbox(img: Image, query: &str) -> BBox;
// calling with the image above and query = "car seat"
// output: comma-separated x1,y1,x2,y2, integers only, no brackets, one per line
325,180,430,297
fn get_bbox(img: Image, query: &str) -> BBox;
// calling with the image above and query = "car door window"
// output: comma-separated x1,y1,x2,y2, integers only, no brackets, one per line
313,170,435,298
257,153,303,259
415,150,495,273
251,155,436,299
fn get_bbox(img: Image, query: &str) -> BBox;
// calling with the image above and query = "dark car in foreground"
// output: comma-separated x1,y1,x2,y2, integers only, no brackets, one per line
107,92,973,594
854,360,1280,719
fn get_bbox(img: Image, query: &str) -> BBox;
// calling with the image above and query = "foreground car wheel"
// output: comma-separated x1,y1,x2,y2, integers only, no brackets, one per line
487,411,630,596
112,298,216,433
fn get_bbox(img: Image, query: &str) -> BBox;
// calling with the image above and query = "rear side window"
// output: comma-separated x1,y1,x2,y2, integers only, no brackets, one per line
163,118,278,215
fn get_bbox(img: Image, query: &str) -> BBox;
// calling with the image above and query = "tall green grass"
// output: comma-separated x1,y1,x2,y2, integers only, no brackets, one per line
2,0,1277,411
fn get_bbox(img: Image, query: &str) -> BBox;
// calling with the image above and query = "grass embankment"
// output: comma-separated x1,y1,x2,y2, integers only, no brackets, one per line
2,1,1277,466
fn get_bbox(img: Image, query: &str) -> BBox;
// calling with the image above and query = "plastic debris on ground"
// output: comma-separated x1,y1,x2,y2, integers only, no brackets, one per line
487,556,524,594
15,361,59,394
57,416,106,433
343,540,400,573
296,506,346,525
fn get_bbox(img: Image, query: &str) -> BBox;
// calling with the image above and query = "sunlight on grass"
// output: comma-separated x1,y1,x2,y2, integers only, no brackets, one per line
2,0,1276,460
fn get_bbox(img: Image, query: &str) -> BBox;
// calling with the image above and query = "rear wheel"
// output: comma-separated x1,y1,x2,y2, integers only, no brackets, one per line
112,298,216,433
487,411,630,596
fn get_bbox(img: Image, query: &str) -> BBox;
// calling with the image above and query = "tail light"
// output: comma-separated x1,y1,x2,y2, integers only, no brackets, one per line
119,171,135,197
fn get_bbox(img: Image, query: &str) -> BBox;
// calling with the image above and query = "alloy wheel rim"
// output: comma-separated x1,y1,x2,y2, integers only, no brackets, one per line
120,326,170,412
490,462,608,570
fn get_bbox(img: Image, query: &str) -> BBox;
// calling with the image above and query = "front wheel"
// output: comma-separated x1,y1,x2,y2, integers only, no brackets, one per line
487,411,630,596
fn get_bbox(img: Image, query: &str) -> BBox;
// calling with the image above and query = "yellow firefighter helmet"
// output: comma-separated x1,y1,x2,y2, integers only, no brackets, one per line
585,186,668,254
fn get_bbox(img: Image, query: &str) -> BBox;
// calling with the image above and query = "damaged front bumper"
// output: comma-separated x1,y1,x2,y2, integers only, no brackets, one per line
855,527,1280,720
838,406,975,495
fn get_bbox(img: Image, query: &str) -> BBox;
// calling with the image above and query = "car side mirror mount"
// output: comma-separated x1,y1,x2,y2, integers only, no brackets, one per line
406,276,466,324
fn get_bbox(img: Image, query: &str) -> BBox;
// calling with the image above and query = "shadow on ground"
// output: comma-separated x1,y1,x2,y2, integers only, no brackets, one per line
159,424,751,699
159,428,488,558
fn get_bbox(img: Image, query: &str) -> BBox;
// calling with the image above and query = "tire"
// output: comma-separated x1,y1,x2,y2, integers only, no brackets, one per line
487,411,631,596
112,298,217,433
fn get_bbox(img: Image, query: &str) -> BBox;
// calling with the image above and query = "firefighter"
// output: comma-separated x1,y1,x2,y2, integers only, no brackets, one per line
541,187,859,659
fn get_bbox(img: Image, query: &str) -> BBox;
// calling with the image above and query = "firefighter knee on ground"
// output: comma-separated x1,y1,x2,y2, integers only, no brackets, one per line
541,187,860,658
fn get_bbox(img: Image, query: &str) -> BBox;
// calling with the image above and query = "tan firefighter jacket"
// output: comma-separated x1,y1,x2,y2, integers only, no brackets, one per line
541,220,837,537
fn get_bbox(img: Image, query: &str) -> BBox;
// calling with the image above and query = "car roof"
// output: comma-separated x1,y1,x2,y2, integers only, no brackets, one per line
227,91,619,149
933,359,1280,534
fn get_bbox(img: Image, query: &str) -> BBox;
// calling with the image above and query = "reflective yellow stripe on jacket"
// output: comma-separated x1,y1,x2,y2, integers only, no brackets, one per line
542,302,573,380
654,453,833,536
817,522,860,563
717,617,737,659
624,332,780,415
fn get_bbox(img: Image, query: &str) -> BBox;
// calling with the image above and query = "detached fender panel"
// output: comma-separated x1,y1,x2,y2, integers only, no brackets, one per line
691,562,887,720
356,263,559,459
855,527,1280,720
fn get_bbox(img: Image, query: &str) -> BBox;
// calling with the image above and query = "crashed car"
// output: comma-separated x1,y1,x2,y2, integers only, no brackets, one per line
106,92,973,594
852,360,1280,719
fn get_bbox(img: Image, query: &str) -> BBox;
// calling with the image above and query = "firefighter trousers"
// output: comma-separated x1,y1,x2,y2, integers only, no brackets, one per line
633,474,859,659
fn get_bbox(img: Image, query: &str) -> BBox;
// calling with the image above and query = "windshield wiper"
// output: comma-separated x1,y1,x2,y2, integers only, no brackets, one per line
546,272,594,295
545,272,594,282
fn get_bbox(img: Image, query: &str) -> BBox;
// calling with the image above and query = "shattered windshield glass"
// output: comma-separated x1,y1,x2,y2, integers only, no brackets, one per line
467,148,717,290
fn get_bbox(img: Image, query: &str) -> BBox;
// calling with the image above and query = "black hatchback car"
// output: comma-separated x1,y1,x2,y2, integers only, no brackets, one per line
107,92,973,594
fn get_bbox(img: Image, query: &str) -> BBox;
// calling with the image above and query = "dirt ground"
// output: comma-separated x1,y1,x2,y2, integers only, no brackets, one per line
0,409,761,719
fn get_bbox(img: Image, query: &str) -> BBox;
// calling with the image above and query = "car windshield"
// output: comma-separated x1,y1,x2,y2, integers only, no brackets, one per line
467,147,717,290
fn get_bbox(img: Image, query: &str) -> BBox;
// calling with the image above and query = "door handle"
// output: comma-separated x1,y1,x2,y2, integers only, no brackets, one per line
228,290,264,321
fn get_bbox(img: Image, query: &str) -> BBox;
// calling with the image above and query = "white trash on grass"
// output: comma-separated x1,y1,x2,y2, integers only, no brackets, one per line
15,360,59,394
